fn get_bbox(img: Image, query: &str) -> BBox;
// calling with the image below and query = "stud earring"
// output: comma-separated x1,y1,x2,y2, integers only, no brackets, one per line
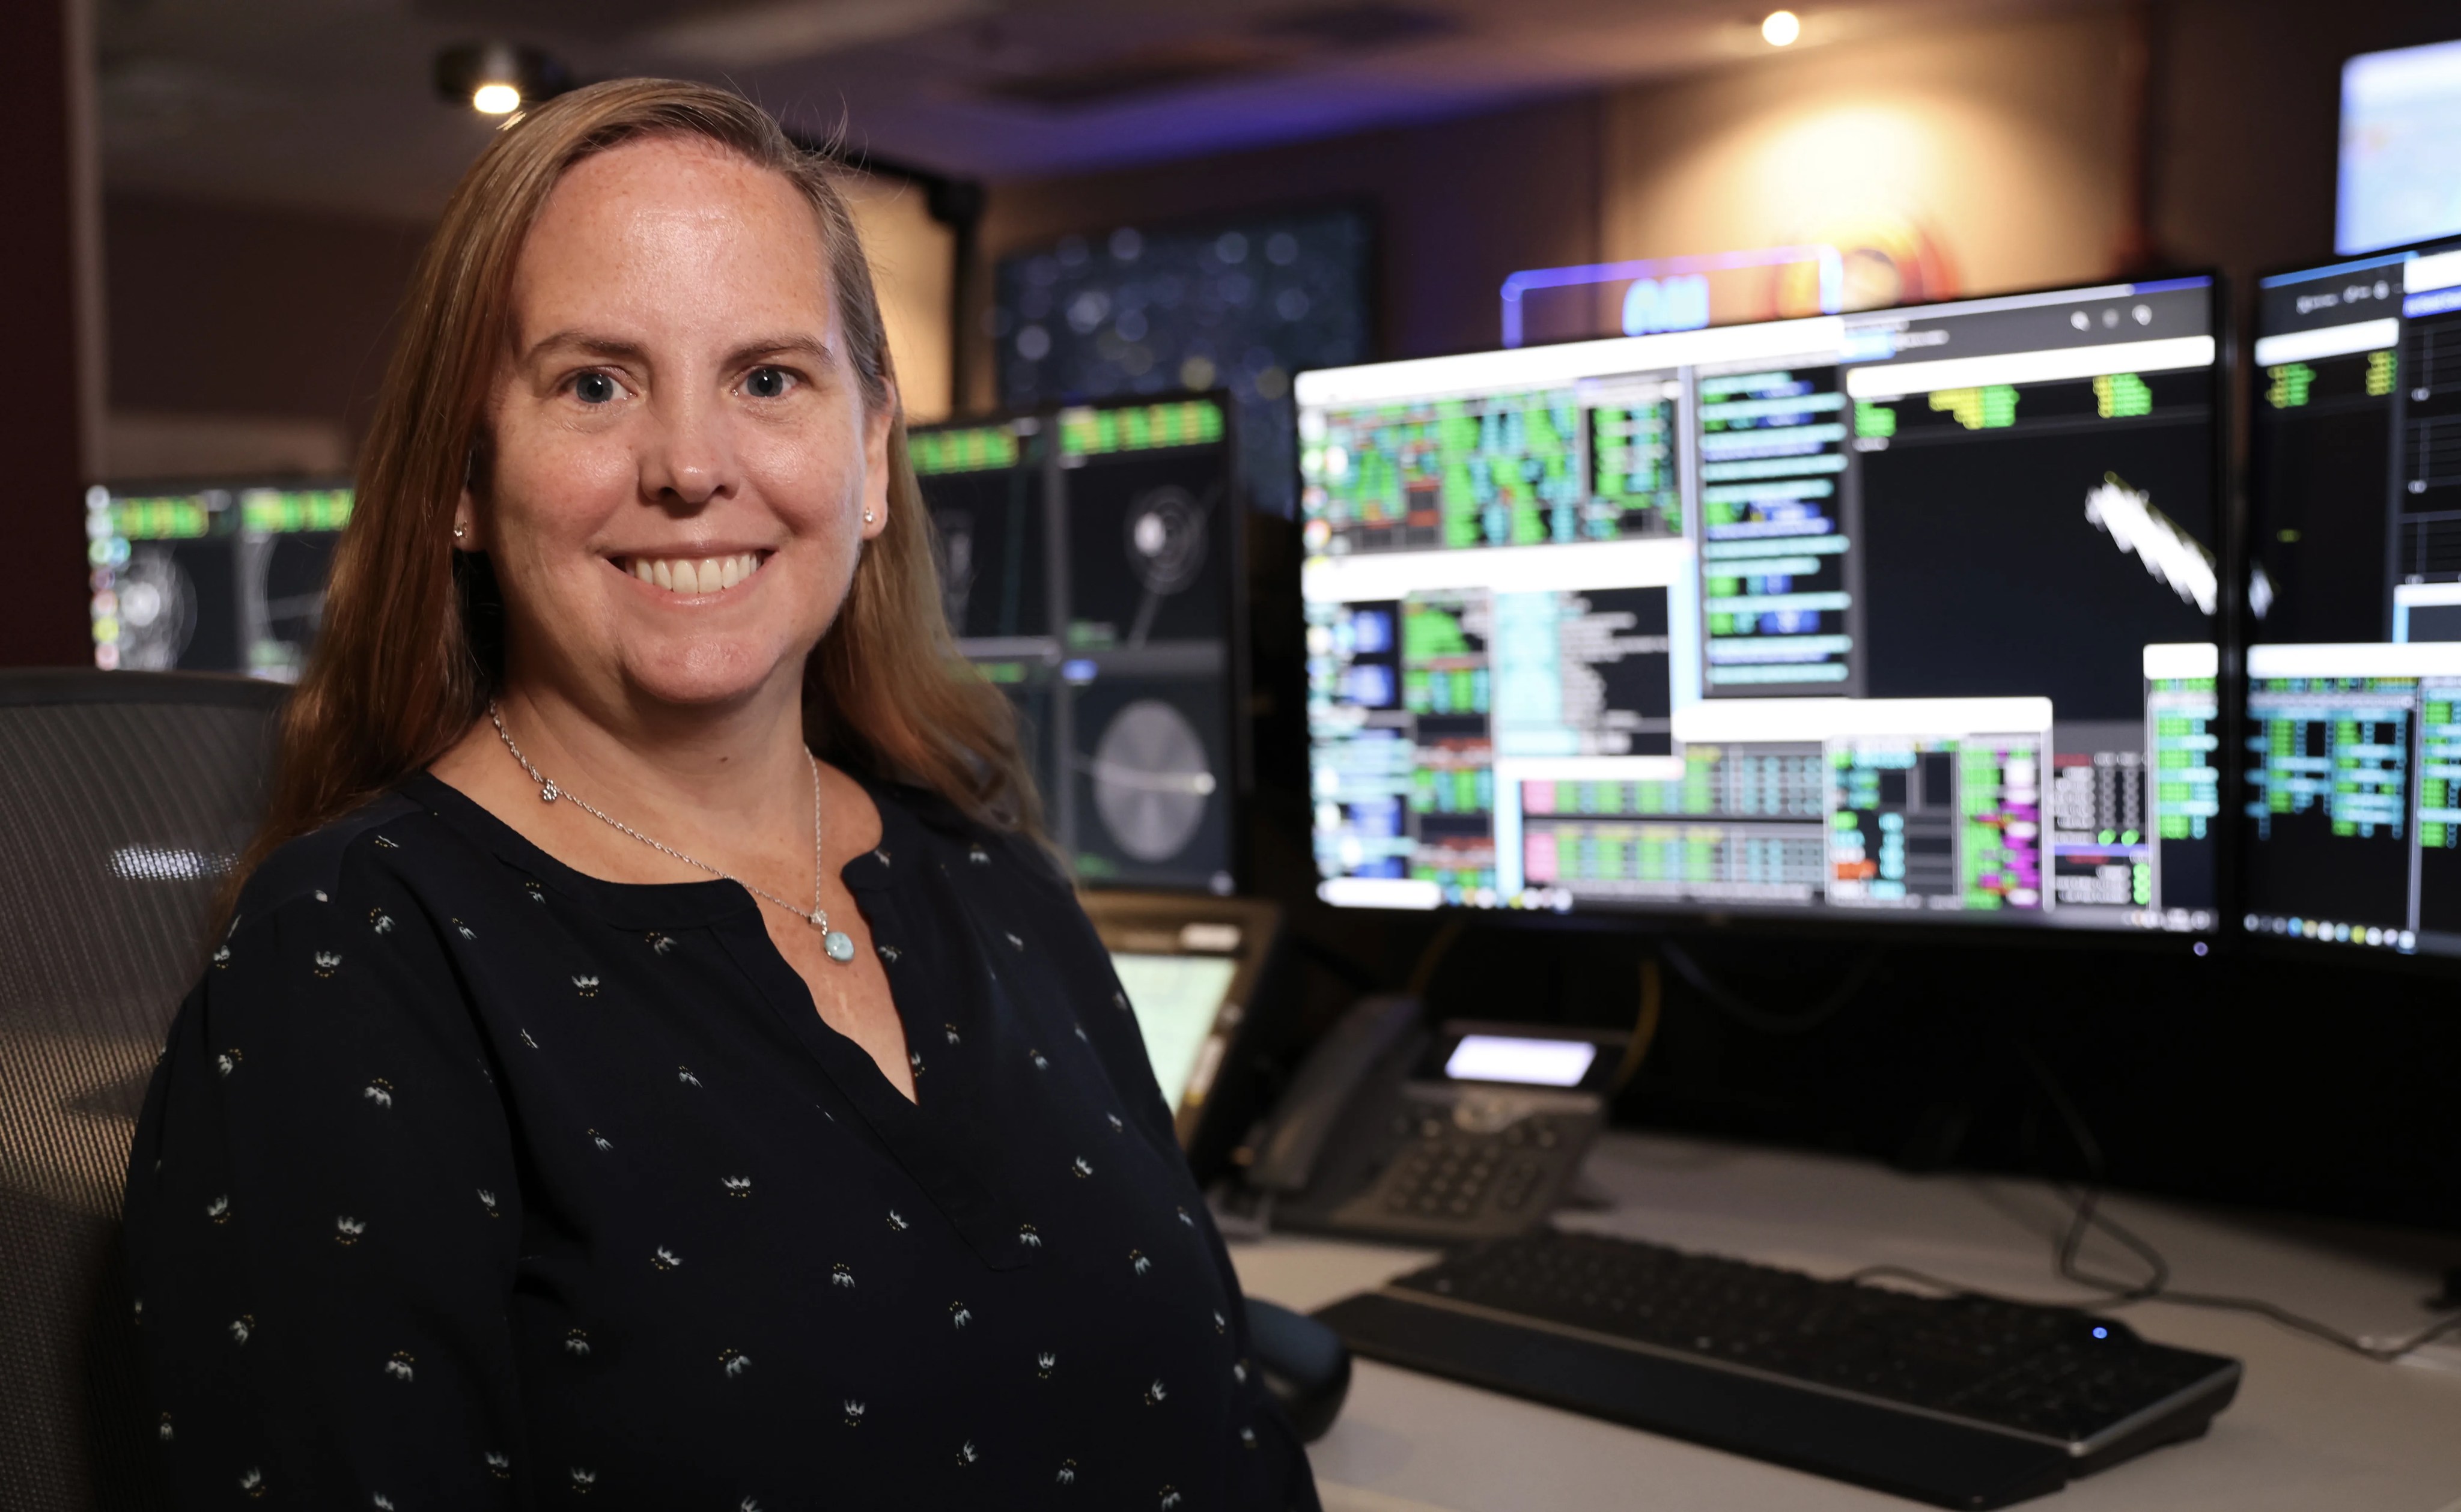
452,523,467,541
863,508,875,524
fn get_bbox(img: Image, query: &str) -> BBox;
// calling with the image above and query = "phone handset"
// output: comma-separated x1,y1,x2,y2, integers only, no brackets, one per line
1246,995,1423,1195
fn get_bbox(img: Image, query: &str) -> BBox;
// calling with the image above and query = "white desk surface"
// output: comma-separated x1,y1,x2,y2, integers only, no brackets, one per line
1229,1131,2461,1512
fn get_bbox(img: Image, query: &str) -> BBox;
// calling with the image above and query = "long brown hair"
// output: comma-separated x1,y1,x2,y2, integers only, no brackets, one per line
234,79,1035,896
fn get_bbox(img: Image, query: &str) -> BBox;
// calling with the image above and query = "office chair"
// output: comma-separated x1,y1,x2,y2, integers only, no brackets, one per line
0,670,287,1512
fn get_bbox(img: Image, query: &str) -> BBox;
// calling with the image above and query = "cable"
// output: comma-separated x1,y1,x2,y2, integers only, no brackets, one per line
1842,1050,2461,1365
1608,957,1664,1093
2152,1286,2461,1361
1402,917,1467,1001
1657,940,1882,1036
2017,1047,2169,1304
1839,1220,2461,1361
1285,932,1381,993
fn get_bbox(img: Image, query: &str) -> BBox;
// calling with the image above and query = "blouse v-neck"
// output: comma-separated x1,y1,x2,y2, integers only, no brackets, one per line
403,768,926,1104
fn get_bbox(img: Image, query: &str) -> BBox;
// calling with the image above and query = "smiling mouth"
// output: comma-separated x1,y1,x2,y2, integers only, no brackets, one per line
613,551,770,595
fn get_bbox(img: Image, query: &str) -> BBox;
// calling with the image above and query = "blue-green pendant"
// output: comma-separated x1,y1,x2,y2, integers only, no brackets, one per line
824,930,856,964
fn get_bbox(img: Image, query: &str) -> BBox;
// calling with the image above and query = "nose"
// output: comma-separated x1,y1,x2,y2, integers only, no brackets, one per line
638,387,738,509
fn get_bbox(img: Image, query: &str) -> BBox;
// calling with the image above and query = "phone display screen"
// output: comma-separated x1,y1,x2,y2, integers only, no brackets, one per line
1443,1034,1599,1088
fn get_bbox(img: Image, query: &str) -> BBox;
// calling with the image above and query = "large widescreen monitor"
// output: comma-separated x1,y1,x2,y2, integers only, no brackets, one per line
2244,239,2461,956
1297,277,2221,935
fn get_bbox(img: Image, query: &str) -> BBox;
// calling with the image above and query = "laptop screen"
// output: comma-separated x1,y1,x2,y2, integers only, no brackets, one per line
1110,952,1242,1111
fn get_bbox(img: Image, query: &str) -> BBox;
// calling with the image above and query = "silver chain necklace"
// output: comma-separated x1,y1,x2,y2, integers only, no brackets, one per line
487,701,856,964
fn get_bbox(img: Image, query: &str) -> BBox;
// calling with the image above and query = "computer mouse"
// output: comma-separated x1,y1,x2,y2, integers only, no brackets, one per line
1245,1296,1352,1442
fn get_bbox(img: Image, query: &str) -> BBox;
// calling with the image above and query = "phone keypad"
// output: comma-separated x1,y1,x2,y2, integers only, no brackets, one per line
1379,1116,1568,1219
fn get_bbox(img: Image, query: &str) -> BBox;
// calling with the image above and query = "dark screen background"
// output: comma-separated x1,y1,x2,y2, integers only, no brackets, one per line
2247,350,2394,643
925,459,1051,641
2241,723,2413,932
1857,372,2215,720
1066,448,1234,648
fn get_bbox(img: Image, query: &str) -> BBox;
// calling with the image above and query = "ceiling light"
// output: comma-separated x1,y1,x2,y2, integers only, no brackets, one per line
1762,10,1801,46
434,42,573,116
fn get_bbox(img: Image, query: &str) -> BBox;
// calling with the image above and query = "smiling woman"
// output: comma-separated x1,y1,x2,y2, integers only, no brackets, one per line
245,80,1029,870
124,79,1318,1511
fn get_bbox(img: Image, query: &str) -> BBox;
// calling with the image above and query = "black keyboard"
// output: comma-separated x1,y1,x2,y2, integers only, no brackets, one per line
1315,1230,2242,1510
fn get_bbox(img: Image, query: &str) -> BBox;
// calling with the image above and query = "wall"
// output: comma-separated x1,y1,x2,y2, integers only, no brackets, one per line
1601,8,2133,308
2,0,98,667
102,179,959,475
103,192,431,481
981,2,2461,354
119,1,2423,483
840,169,957,423
974,13,2146,382
2155,0,2461,281
972,93,1605,407
1599,0,2461,321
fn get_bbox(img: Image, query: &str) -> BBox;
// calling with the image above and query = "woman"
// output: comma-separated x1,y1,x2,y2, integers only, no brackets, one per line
126,79,1318,1511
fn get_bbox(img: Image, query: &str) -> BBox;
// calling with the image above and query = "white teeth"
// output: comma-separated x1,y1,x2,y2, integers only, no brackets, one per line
627,553,759,593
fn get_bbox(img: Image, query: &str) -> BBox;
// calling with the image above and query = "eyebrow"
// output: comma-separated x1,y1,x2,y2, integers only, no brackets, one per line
520,330,842,372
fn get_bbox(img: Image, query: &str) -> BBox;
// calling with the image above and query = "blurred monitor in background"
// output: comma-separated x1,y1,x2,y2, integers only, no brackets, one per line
913,395,1245,894
2340,37,2461,255
86,481,351,680
993,207,1370,518
2243,240,2461,956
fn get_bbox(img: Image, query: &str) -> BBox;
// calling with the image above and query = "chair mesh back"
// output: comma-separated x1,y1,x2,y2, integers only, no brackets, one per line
0,673,285,1512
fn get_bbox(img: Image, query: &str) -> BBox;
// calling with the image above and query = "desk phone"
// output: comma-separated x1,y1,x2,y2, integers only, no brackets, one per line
1244,996,1624,1243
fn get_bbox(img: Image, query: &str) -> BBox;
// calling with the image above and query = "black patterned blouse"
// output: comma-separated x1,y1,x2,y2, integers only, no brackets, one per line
124,771,1319,1511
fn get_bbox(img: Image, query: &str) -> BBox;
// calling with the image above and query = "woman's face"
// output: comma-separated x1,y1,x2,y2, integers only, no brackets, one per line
465,134,891,715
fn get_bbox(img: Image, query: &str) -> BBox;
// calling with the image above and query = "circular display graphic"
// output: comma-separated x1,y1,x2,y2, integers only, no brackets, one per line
1123,487,1207,597
1090,699,1218,863
117,549,197,671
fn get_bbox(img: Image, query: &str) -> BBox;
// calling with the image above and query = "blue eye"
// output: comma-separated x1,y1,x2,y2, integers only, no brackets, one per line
746,367,791,399
574,372,618,405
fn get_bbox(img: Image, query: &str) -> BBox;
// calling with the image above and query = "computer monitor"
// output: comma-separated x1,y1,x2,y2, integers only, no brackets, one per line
85,480,352,679
2243,240,2461,956
1297,278,2222,934
994,206,1371,518
911,394,1244,893
2339,38,2461,255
